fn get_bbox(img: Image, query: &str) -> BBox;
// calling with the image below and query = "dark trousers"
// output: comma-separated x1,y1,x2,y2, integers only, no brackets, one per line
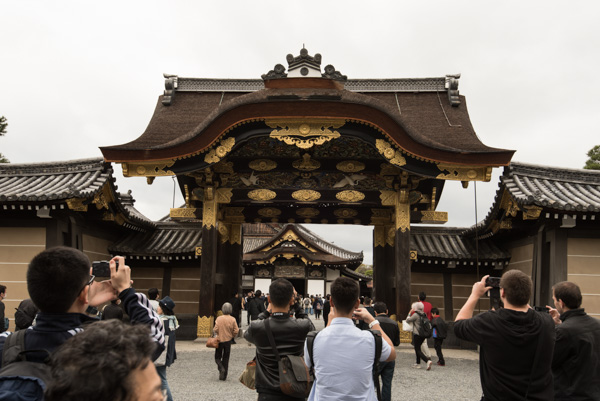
378,360,395,401
257,392,304,401
214,341,232,378
413,334,430,364
434,338,445,364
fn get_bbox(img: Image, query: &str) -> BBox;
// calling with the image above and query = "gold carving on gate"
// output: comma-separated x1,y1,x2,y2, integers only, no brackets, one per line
380,190,396,206
248,189,277,201
500,219,513,229
170,208,199,219
436,164,491,182
223,207,245,223
336,160,365,173
122,160,175,177
66,198,88,212
296,208,320,218
292,190,321,202
218,222,230,244
292,153,321,171
204,137,236,164
420,211,448,224
266,119,344,149
396,189,410,232
256,268,271,278
249,159,277,171
258,207,281,218
262,229,318,253
376,139,406,167
195,246,202,256
523,205,542,220
334,208,358,218
274,265,305,278
92,184,112,210
230,224,242,245
336,190,365,203
410,250,418,261
216,188,233,204
374,225,385,248
386,226,396,246
197,315,214,338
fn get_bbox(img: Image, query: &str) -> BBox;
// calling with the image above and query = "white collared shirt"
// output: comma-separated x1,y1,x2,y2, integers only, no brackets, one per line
304,317,392,401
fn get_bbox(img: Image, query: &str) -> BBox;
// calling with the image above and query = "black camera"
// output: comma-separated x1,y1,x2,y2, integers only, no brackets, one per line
534,306,549,313
485,277,501,288
92,260,118,277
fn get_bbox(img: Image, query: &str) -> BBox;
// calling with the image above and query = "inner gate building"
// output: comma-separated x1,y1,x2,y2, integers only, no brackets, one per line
1,49,599,340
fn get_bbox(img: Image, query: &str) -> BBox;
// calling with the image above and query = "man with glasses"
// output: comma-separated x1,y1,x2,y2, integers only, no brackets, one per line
0,246,164,368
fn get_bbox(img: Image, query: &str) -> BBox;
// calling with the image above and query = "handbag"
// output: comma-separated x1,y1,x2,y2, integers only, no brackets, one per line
206,335,220,349
239,359,256,390
402,319,412,332
264,317,313,398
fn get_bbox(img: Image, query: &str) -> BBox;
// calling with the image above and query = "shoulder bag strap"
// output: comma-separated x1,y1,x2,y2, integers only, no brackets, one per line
369,329,383,401
305,330,318,369
263,317,281,362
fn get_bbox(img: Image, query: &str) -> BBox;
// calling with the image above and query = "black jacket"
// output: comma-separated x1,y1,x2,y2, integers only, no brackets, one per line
431,316,448,339
244,312,314,397
375,314,400,346
552,308,600,400
247,297,266,320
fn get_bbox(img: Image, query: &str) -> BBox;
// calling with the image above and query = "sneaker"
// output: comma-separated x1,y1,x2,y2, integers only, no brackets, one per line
412,364,421,369
436,361,445,366
426,360,433,371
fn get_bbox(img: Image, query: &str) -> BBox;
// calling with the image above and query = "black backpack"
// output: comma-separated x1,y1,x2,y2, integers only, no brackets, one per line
417,312,433,338
0,330,51,401
307,329,383,401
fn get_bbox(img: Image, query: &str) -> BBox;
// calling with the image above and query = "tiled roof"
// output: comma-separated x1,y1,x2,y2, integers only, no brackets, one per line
411,226,511,265
0,158,110,202
110,222,202,256
502,162,600,212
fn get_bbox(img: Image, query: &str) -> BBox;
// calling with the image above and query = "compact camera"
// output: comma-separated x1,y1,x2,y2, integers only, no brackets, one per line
533,306,549,313
92,260,118,277
485,276,501,288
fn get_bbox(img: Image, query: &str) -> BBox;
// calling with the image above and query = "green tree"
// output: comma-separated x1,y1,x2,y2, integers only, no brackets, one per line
584,145,600,170
0,116,8,163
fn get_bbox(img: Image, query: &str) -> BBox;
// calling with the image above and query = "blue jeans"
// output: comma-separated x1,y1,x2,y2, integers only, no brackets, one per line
378,361,395,401
156,365,173,401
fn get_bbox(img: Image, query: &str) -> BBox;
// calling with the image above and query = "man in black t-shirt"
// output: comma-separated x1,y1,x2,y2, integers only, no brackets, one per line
454,270,554,401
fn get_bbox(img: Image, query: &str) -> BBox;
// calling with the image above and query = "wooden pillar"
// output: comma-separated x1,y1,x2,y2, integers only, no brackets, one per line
197,188,218,338
394,189,411,319
215,222,243,311
373,222,395,314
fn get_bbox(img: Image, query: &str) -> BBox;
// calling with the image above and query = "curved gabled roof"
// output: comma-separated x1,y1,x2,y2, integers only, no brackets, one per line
110,221,202,256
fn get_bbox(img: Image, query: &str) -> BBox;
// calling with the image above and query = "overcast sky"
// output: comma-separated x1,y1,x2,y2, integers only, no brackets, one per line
2,1,599,265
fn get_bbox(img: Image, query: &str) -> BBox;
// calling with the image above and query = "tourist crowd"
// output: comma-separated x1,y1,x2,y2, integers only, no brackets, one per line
0,248,599,401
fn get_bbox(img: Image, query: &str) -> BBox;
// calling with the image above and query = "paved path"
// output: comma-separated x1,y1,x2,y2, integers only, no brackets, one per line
167,314,483,400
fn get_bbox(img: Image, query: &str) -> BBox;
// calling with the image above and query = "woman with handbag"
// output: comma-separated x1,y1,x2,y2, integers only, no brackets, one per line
214,302,239,380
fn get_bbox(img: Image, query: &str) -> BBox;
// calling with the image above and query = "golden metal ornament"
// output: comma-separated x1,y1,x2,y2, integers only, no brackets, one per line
216,188,233,204
336,160,365,173
121,160,176,177
375,139,406,167
195,247,202,256
373,225,386,248
92,184,111,210
230,224,242,245
223,207,245,223
292,190,321,202
197,316,214,338
386,226,396,246
248,189,277,201
296,208,319,218
266,118,344,149
420,211,448,224
336,190,365,203
395,189,410,232
523,205,543,220
204,137,236,164
249,159,277,171
371,208,393,225
218,222,230,244
258,207,282,218
334,208,358,218
436,164,492,182
292,154,321,171
170,208,199,220
213,161,234,174
66,198,88,212
380,190,396,206
410,250,418,261
202,188,218,229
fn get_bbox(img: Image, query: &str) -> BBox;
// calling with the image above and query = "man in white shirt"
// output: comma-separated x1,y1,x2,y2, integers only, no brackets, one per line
304,277,396,401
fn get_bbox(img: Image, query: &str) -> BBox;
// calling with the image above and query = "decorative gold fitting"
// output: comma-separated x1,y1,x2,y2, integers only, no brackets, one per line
267,118,344,149
121,160,175,177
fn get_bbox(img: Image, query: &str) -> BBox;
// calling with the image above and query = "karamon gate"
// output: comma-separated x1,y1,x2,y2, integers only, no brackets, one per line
101,49,514,336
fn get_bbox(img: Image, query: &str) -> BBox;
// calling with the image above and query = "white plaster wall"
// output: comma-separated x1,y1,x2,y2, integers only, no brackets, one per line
307,279,325,297
254,278,272,294
326,268,340,280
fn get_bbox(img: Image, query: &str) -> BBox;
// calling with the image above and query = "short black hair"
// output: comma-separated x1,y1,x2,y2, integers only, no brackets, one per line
553,281,582,310
147,288,159,300
0,285,6,294
373,302,387,314
46,320,156,401
500,270,532,307
418,292,427,301
101,304,124,321
27,247,90,313
431,307,440,315
269,279,294,308
255,290,262,297
331,277,359,315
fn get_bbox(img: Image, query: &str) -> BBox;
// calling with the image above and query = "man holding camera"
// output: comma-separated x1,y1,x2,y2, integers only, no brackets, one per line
305,277,396,401
547,281,600,400
0,246,164,367
454,270,554,401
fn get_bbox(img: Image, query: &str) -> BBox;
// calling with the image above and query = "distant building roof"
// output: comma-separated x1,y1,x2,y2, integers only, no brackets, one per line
110,221,202,257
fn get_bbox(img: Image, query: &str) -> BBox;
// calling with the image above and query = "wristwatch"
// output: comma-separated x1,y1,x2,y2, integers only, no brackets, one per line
368,320,379,329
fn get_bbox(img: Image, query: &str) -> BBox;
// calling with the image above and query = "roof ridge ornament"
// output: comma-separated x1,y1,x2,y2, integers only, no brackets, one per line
162,73,178,106
445,74,461,107
285,48,323,78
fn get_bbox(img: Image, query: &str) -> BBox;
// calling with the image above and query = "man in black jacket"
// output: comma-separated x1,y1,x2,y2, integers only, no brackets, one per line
374,302,400,401
247,290,266,321
454,271,555,401
244,279,314,401
548,281,600,400
431,307,448,366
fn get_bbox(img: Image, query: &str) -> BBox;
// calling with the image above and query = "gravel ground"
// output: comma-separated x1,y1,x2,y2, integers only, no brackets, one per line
167,313,483,401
